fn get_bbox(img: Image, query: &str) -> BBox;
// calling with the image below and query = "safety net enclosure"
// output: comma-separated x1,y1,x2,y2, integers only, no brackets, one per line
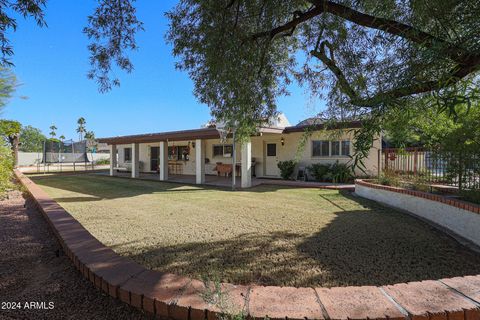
42,139,89,163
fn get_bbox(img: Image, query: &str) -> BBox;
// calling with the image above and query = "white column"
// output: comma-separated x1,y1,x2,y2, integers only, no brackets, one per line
159,141,168,181
109,144,117,176
195,139,205,184
131,143,139,178
241,140,252,188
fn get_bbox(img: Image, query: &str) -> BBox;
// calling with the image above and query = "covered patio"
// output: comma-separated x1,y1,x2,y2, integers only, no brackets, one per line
107,171,263,188
98,127,284,189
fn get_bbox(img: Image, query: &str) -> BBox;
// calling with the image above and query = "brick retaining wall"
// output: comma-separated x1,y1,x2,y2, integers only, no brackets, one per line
15,170,480,320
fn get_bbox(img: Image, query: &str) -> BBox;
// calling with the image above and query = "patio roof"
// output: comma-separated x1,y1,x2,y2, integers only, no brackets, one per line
97,121,362,145
98,126,283,145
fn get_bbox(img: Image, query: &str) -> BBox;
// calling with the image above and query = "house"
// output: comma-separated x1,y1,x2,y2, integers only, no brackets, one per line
97,115,381,188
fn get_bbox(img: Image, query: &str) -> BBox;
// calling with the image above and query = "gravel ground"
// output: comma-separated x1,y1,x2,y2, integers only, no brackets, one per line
0,190,152,320
31,174,480,288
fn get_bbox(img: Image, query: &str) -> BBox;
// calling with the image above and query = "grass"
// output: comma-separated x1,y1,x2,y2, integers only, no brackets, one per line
30,173,480,287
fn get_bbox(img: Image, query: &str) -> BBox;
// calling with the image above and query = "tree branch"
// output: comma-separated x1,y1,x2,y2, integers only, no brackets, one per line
312,42,480,107
250,1,475,63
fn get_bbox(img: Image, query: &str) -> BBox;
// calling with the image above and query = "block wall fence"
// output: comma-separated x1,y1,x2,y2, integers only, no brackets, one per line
14,170,480,320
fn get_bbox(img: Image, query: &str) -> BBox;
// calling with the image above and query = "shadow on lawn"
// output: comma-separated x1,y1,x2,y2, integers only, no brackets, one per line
121,209,480,288
28,173,320,201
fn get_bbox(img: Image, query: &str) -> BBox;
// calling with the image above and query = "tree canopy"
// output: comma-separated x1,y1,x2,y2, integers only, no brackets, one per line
167,0,480,120
0,119,21,148
165,0,480,166
19,125,46,152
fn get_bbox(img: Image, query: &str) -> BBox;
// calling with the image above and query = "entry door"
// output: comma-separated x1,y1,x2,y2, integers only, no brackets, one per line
264,142,279,176
150,147,159,172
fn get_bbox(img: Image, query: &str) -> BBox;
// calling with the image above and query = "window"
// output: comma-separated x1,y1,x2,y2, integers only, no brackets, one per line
266,143,276,156
212,144,233,157
331,141,340,156
124,147,131,162
213,145,223,157
341,141,350,156
312,141,329,157
168,146,190,161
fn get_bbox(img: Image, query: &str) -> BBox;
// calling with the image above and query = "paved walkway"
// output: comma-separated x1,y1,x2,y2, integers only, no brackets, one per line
0,190,150,320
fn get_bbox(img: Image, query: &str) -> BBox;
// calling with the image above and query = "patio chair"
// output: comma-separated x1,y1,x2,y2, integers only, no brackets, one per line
297,166,307,181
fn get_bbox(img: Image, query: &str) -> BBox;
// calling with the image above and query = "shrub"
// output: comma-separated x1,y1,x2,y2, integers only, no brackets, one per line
307,163,332,182
329,161,353,183
377,169,399,186
460,189,480,205
0,145,14,197
95,158,110,165
277,160,296,180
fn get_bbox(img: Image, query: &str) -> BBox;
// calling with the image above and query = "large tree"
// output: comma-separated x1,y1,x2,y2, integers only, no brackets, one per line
165,0,480,166
19,125,46,152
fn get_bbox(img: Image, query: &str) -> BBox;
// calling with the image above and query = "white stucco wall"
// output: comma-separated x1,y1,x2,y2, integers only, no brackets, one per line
17,152,110,166
113,129,381,178
355,183,480,247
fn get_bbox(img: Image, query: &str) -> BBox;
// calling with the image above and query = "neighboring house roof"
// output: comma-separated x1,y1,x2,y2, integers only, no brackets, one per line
283,120,362,133
98,119,362,145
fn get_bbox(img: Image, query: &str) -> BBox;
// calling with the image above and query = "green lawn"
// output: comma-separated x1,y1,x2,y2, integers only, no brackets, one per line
30,173,480,287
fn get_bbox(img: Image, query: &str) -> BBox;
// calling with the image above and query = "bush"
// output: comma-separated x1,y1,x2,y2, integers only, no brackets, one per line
95,158,110,165
329,161,353,183
377,169,399,186
307,163,332,182
277,160,296,180
0,145,14,197
460,189,480,205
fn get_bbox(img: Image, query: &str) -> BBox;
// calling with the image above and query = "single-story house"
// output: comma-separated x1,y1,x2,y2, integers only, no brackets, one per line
98,115,381,188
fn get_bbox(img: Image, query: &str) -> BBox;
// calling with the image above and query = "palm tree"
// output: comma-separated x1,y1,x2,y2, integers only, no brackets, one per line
49,124,57,139
77,117,86,141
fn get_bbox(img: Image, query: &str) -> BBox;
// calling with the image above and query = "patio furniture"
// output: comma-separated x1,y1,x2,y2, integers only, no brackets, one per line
297,166,307,181
214,163,233,177
168,161,183,175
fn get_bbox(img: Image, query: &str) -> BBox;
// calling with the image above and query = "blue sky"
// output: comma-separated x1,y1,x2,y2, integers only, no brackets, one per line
3,0,326,139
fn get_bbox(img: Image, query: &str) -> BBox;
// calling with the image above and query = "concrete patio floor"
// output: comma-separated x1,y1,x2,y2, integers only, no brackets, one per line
102,171,355,190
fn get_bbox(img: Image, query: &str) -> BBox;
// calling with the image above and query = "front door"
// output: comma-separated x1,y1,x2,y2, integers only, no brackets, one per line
264,142,279,176
150,147,159,172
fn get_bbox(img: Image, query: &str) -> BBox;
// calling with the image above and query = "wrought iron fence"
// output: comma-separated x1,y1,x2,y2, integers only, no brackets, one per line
380,147,480,189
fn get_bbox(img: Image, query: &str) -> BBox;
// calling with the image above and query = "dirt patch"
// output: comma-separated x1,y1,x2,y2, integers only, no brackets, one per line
0,190,151,320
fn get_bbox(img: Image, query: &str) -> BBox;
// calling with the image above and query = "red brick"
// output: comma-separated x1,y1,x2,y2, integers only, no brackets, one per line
174,280,249,320
315,286,405,320
249,286,323,320
205,283,249,320
441,276,480,303
382,281,478,320
120,271,190,318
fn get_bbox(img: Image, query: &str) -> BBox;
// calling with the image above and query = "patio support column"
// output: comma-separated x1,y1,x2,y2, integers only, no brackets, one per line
131,143,140,178
195,139,205,184
109,144,117,176
159,141,168,181
241,139,252,188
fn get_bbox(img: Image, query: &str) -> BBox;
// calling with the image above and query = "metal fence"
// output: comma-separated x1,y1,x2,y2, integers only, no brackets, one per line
381,147,480,189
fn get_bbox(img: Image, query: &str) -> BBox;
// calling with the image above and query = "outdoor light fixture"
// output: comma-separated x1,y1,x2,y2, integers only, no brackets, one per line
281,137,285,146
192,141,196,148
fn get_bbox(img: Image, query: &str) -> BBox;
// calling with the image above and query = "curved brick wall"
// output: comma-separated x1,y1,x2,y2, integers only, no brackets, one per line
15,170,480,320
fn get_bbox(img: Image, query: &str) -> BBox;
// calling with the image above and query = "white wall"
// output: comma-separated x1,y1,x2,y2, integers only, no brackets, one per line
113,129,381,178
356,183,480,247
17,152,110,167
